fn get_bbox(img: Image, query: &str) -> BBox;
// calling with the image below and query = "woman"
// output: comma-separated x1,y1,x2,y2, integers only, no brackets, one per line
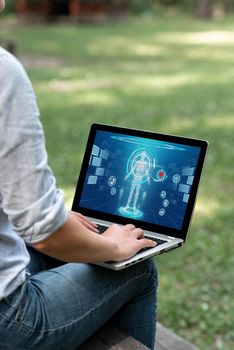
0,1,158,349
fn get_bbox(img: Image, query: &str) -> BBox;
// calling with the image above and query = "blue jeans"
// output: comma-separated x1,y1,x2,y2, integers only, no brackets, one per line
0,247,158,350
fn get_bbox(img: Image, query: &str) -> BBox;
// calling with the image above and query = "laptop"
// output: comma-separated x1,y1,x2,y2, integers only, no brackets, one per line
72,123,208,270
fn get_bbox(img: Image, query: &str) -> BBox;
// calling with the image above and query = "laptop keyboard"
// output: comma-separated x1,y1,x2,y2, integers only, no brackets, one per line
96,224,167,250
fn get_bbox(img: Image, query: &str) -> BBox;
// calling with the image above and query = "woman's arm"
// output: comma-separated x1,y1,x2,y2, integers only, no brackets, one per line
33,211,156,263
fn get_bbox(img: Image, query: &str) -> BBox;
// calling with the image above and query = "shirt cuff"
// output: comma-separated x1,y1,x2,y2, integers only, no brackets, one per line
21,190,68,244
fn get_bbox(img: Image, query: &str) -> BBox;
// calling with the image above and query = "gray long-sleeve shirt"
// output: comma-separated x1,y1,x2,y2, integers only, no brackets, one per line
0,48,67,299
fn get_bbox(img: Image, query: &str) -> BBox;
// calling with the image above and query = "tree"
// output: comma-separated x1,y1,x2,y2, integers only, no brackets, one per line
194,0,213,19
223,0,231,14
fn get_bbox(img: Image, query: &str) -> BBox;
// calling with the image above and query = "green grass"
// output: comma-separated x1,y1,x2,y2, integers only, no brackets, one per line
1,13,233,349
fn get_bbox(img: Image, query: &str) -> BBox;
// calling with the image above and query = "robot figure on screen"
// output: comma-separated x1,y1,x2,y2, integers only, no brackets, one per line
119,149,167,219
125,151,150,212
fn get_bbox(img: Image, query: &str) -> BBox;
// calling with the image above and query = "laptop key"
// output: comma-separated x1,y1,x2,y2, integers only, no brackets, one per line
97,224,109,234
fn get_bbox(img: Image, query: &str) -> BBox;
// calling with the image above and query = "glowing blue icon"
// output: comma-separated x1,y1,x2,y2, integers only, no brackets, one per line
110,187,117,196
173,174,181,184
163,199,169,207
119,206,143,219
159,208,165,216
108,176,116,186
160,191,167,199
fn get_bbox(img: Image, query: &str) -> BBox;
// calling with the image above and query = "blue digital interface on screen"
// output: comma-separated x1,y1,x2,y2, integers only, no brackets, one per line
79,131,201,230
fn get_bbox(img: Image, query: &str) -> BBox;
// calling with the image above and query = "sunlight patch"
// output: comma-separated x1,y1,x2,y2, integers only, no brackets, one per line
165,118,194,132
132,73,201,89
133,44,165,56
78,91,119,106
49,79,113,93
155,31,234,45
204,116,234,129
88,38,165,57
194,198,220,219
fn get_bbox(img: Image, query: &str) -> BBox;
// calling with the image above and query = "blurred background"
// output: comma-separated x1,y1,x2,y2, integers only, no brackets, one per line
0,1,233,349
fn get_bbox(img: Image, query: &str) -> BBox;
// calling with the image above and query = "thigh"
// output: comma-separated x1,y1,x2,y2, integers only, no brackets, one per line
0,259,157,350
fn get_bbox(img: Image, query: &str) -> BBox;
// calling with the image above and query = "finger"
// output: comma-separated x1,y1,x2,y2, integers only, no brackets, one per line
82,217,98,229
132,227,144,239
82,221,99,233
123,224,136,231
72,212,98,229
70,211,84,221
138,238,157,250
71,213,98,233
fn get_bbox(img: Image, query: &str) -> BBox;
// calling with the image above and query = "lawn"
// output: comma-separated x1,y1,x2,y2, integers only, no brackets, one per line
1,12,233,350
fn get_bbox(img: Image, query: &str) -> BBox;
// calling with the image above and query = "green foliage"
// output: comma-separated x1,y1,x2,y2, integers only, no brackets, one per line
127,0,152,14
1,14,234,349
3,0,15,13
128,0,234,14
128,0,195,14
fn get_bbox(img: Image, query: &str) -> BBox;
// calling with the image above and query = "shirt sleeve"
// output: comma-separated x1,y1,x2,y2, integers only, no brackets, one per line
0,49,68,244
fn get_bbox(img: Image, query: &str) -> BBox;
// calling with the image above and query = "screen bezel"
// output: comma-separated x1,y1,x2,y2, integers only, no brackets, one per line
72,123,208,240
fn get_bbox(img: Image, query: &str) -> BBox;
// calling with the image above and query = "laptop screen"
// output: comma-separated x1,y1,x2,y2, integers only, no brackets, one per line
72,124,208,239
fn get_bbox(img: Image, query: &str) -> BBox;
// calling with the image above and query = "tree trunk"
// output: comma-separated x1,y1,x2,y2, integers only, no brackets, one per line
194,0,213,19
223,0,231,14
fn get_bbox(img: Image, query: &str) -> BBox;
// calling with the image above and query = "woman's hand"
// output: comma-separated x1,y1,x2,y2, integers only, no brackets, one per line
33,213,156,263
69,214,157,262
103,223,157,262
